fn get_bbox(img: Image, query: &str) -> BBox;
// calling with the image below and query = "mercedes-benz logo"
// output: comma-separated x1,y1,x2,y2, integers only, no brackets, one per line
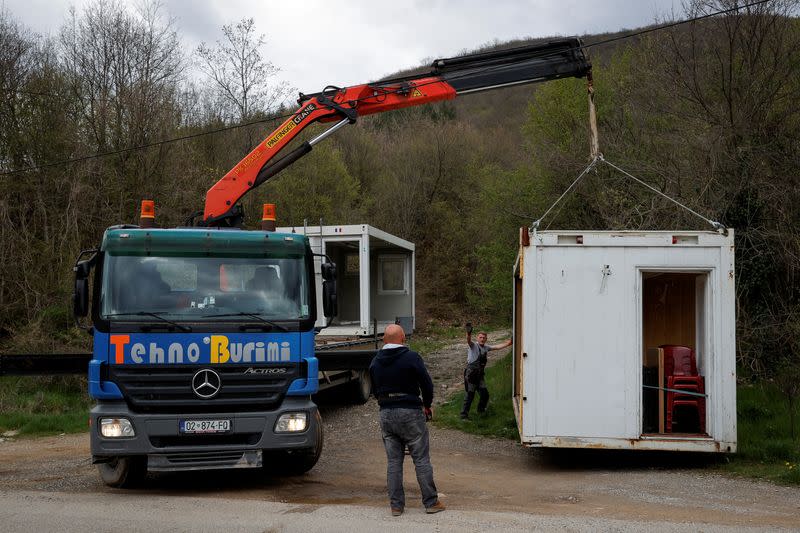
191,369,221,399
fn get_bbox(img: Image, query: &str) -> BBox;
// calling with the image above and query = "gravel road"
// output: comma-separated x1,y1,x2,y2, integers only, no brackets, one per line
1,332,799,531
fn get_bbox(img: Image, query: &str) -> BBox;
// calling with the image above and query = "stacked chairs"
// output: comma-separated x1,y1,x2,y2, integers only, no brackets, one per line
661,345,706,434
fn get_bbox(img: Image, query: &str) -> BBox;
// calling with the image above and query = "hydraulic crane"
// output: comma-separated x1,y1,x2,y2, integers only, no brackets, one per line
201,38,591,226
73,37,590,487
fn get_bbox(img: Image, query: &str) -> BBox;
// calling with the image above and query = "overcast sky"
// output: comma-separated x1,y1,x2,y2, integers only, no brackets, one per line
3,0,680,94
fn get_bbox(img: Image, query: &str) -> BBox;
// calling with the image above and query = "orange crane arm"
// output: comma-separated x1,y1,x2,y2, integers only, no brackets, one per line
202,38,590,226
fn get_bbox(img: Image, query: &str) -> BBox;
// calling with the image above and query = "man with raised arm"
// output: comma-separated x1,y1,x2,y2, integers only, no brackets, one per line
369,324,445,517
460,323,512,420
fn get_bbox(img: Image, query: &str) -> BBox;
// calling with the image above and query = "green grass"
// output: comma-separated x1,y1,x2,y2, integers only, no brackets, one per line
721,383,800,484
3,349,797,488
409,322,510,357
0,376,91,437
433,352,519,440
408,323,464,355
432,354,800,485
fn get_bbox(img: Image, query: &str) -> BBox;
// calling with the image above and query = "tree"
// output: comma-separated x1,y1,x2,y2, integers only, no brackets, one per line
513,1,800,384
656,0,800,378
196,18,290,124
60,0,184,153
259,142,362,227
0,1,189,349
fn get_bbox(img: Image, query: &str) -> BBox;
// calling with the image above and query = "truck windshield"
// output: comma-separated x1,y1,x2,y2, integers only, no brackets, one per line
100,255,310,322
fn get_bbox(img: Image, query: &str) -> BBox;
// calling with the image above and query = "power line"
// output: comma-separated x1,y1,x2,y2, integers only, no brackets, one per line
486,0,775,55
0,0,778,176
0,88,66,99
0,110,298,176
584,0,775,48
0,52,564,177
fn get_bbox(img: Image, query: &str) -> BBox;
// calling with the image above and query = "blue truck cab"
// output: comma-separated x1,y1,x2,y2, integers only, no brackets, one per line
73,226,335,487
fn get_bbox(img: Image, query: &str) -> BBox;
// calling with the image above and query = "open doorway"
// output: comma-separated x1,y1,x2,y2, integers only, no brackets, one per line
324,240,361,325
641,271,709,436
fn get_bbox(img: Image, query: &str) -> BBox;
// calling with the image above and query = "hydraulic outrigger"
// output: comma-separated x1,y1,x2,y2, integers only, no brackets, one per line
201,38,591,227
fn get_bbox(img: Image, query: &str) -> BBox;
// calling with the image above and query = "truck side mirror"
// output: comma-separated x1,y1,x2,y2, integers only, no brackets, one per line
321,262,337,281
322,279,337,318
73,261,91,318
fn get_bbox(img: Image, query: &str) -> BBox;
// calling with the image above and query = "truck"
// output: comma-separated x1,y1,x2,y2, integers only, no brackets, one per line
72,38,592,487
512,228,736,453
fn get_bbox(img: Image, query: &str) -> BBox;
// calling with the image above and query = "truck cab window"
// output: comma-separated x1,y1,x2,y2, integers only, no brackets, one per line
101,255,309,321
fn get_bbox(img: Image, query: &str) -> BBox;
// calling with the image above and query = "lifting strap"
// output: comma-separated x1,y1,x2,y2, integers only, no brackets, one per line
531,156,726,234
531,73,725,234
531,71,600,230
531,156,600,230
587,70,600,160
601,157,727,234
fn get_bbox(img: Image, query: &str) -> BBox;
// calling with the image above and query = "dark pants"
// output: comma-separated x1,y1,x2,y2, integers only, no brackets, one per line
461,365,489,416
379,408,438,509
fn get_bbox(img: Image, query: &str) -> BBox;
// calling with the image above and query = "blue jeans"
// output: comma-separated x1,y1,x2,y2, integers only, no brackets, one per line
379,408,438,509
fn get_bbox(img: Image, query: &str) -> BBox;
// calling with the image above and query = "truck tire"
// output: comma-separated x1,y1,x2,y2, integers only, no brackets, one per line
97,456,147,488
266,411,324,476
349,369,371,404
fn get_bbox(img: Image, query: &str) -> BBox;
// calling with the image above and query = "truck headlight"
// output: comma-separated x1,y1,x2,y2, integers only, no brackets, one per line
99,417,135,438
275,412,307,433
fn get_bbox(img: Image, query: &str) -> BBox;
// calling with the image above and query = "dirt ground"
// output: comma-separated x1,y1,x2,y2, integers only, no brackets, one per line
1,333,799,530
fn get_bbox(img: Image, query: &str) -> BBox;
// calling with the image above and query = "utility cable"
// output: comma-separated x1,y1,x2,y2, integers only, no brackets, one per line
584,0,775,49
0,53,579,177
1,0,775,101
0,110,299,176
486,0,775,56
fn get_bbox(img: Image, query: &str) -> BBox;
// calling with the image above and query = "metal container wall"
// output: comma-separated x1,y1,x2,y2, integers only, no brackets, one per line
513,230,736,453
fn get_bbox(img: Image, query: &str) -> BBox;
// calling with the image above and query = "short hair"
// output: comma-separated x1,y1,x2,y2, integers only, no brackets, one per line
477,331,488,336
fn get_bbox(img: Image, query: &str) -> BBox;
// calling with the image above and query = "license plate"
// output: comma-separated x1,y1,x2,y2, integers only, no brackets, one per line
179,419,231,434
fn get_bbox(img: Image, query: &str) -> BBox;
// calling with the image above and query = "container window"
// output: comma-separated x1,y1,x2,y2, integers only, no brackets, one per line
672,235,699,245
378,255,407,294
556,235,583,244
345,253,360,277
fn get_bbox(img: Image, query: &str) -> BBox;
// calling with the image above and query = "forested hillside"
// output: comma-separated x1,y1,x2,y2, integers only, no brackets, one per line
1,0,798,388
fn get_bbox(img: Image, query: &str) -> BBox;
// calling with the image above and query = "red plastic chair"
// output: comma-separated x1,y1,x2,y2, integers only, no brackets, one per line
661,345,706,434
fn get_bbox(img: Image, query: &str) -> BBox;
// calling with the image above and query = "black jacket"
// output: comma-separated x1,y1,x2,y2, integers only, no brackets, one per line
369,345,434,410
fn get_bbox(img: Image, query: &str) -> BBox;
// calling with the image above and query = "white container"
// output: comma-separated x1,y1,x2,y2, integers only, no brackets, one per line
277,223,415,337
512,230,736,453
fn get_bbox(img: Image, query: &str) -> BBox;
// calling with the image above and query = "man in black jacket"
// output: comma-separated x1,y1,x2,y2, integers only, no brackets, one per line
369,324,445,517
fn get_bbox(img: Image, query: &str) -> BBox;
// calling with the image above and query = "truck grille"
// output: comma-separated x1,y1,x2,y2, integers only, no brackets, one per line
149,433,261,448
107,364,301,413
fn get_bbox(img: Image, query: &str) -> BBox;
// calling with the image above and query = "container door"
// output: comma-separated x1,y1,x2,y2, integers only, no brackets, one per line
534,247,630,439
513,266,524,428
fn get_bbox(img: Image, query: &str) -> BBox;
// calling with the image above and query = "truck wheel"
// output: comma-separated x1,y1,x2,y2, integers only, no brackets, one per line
349,369,371,404
97,456,147,488
266,412,324,476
